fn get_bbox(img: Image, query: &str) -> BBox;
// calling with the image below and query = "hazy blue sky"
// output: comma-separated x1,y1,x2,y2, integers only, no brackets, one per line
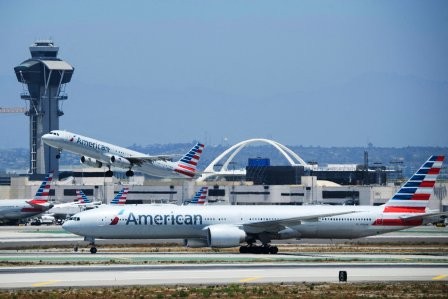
0,1,447,148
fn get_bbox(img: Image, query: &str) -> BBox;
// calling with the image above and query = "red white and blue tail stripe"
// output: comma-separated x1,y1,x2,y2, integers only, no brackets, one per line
29,171,53,204
111,187,129,205
174,142,205,178
383,155,444,213
76,190,91,204
190,187,208,205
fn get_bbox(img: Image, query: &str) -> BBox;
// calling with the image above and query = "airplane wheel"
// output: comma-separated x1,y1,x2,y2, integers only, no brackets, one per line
56,154,60,159
239,246,248,254
269,246,278,254
105,170,113,177
126,170,134,177
90,247,97,254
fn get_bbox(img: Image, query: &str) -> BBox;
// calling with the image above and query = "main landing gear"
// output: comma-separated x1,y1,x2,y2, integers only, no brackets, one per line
239,244,278,254
125,169,134,177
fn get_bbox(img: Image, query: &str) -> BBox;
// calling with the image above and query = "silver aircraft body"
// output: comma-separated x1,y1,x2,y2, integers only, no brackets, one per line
63,156,445,254
42,130,204,178
0,173,54,222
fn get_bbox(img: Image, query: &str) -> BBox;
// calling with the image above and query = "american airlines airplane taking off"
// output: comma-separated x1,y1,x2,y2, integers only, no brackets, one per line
63,156,445,254
42,130,205,178
0,172,54,223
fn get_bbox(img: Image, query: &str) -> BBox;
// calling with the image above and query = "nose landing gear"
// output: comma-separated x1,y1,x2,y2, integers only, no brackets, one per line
84,236,97,254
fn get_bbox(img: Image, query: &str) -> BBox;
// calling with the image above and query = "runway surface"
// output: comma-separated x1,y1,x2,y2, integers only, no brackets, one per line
0,263,446,289
0,250,446,289
0,225,446,289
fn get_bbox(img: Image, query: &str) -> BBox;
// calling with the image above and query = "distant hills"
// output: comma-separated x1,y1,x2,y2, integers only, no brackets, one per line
1,144,446,178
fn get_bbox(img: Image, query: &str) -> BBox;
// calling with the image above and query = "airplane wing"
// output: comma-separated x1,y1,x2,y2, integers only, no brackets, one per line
242,211,358,234
400,211,448,221
125,155,175,165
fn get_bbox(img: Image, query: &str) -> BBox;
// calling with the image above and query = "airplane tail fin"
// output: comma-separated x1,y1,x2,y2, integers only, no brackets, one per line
28,172,54,208
190,187,208,205
383,155,444,213
30,171,53,203
76,190,91,204
174,142,205,178
111,187,129,205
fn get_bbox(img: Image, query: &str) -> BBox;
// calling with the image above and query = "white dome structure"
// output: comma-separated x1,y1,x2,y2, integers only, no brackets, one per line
197,138,309,182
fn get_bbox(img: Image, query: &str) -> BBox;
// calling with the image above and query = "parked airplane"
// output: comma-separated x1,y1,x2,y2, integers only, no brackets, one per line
50,187,129,220
188,187,208,205
63,156,445,254
0,172,54,223
42,130,204,178
110,188,129,205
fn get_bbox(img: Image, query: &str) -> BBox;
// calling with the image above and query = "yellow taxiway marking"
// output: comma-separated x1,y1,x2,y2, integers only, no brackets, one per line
432,274,448,281
32,280,60,287
239,276,262,283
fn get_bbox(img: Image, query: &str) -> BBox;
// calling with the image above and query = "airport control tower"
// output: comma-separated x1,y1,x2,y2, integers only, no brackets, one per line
14,40,74,174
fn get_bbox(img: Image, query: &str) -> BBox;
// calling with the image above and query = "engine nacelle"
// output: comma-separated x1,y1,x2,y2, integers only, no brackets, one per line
207,225,247,248
109,155,132,168
184,238,209,248
80,156,103,168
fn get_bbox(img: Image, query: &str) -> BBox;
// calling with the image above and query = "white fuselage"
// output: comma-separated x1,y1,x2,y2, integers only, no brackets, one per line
0,200,51,221
63,204,422,242
42,131,178,177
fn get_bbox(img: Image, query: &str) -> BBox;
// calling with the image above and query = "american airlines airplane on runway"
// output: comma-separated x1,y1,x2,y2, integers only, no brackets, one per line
42,130,204,178
63,156,445,254
49,188,129,220
0,172,54,223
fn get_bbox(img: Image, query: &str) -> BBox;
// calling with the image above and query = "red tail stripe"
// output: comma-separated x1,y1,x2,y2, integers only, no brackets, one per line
383,206,426,213
428,168,441,175
174,169,194,178
411,194,431,200
186,161,198,166
419,181,435,188
178,164,195,172
436,156,444,161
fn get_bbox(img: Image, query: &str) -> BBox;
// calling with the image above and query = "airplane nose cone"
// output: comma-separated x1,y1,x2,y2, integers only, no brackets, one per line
62,221,75,233
42,133,60,147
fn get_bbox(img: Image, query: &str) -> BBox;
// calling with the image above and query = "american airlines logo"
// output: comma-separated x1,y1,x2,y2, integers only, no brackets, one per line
75,137,110,153
125,212,203,226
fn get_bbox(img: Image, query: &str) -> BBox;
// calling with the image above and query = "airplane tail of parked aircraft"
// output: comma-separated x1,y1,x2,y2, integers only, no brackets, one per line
174,142,205,178
110,187,129,205
190,187,208,205
76,190,92,204
27,172,54,209
380,155,445,225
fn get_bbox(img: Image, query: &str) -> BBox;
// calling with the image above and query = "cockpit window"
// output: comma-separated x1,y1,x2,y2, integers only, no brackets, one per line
50,131,60,136
68,216,81,221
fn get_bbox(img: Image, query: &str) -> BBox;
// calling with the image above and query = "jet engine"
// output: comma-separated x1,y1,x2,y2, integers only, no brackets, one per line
80,156,103,168
109,155,132,168
207,225,247,248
